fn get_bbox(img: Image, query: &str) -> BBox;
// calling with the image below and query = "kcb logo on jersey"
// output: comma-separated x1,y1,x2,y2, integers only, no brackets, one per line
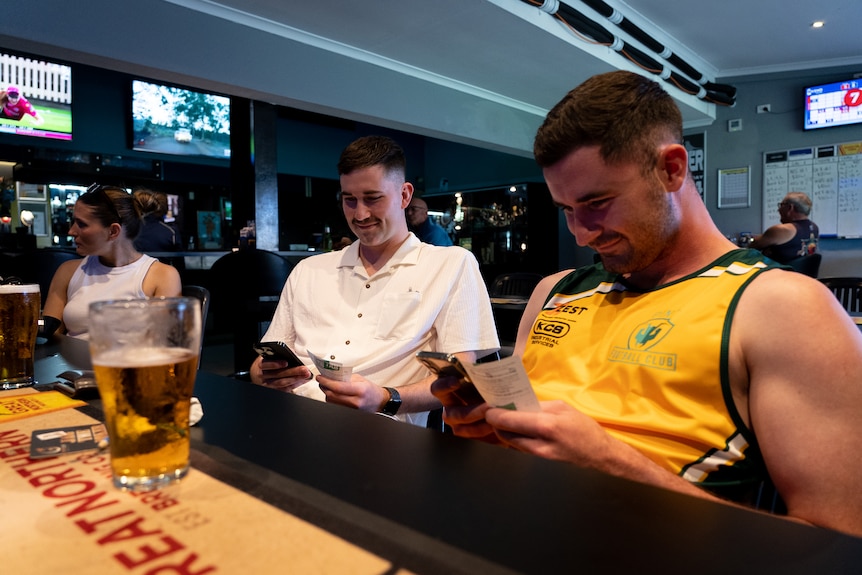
533,320,570,338
627,319,674,351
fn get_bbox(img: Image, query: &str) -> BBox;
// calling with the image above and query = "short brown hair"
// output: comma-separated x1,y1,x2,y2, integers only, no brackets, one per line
534,71,683,173
337,135,406,179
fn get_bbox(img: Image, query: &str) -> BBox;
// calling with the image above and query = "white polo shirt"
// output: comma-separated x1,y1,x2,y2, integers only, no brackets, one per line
263,233,499,427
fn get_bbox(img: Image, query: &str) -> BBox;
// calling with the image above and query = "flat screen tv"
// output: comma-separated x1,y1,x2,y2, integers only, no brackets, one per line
804,78,862,130
131,79,230,159
0,49,72,141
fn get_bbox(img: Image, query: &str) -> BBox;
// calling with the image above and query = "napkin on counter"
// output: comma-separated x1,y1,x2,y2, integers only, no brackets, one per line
190,397,204,426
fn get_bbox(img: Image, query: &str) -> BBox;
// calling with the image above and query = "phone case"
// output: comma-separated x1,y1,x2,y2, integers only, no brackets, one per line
254,341,303,367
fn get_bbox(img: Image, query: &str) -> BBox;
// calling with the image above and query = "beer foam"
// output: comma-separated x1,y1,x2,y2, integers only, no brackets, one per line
93,346,195,367
0,283,40,294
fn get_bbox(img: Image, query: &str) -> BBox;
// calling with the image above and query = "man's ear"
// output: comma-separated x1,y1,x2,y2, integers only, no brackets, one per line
657,143,688,192
401,182,414,209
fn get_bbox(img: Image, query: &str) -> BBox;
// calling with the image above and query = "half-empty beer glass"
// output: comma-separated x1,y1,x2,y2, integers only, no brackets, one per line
0,283,40,389
89,297,201,491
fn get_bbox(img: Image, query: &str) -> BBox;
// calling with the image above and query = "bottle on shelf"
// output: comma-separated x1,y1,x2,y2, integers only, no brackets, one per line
322,225,333,252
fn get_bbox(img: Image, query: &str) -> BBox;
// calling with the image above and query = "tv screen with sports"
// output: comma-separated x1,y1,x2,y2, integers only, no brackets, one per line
0,49,72,141
131,79,231,159
804,78,862,130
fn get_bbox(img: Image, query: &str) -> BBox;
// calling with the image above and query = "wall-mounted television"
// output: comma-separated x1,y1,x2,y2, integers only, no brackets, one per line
0,49,72,141
804,78,862,130
131,79,230,159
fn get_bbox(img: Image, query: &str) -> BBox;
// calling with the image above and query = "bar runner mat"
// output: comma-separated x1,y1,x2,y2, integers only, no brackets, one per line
0,402,409,575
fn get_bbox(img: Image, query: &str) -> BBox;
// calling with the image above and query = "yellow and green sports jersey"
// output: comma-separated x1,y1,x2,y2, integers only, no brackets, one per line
523,249,784,507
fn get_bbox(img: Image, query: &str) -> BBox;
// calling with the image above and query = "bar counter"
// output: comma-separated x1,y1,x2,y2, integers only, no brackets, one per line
21,338,862,574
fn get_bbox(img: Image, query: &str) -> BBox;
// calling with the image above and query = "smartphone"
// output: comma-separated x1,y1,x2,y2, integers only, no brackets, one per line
253,341,304,368
416,351,470,379
416,351,483,406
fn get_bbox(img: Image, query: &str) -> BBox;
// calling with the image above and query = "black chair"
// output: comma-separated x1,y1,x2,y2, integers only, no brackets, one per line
489,272,544,299
819,277,862,313
13,248,82,306
208,249,293,373
786,253,822,278
182,285,211,369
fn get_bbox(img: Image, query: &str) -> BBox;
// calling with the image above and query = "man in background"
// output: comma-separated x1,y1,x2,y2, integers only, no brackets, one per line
406,196,452,246
751,191,819,263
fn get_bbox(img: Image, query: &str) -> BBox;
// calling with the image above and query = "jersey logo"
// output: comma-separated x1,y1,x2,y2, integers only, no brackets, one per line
609,318,677,371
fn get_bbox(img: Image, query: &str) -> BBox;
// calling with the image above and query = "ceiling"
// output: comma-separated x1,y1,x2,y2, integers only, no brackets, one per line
1,0,861,157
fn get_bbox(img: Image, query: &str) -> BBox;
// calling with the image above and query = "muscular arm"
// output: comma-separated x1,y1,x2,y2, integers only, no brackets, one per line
750,223,795,250
731,270,862,536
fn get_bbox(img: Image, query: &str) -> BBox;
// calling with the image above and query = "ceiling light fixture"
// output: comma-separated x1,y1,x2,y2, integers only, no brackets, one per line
812,21,825,28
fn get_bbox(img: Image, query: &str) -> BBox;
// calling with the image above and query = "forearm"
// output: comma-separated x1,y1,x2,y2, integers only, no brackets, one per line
385,375,442,413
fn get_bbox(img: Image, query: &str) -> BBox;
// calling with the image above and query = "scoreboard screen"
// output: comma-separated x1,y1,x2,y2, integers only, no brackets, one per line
805,78,862,130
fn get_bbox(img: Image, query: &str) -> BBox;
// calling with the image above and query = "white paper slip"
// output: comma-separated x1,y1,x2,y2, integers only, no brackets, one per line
460,355,540,412
307,350,353,382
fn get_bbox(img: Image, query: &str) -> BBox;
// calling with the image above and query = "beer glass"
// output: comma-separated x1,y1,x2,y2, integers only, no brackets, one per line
0,283,40,389
89,297,201,491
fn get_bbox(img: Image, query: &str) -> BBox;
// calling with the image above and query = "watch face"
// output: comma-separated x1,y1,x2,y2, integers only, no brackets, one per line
382,387,402,416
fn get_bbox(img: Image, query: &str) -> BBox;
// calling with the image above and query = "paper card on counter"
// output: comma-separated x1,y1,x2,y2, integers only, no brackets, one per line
30,423,109,459
460,355,541,412
307,350,353,382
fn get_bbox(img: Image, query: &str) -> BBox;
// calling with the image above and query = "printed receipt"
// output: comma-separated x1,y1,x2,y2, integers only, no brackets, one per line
307,350,353,382
460,355,540,412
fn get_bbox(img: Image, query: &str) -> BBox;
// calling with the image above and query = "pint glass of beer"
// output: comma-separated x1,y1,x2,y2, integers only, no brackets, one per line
0,283,40,389
89,297,201,491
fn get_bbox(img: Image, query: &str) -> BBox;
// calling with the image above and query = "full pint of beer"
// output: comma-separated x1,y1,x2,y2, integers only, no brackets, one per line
94,347,198,486
0,283,40,389
89,298,200,491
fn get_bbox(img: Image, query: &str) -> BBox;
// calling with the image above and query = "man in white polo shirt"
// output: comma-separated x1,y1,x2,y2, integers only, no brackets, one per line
250,135,499,427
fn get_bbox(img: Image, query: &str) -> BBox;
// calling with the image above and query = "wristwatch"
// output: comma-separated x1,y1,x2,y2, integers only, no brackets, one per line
380,387,402,416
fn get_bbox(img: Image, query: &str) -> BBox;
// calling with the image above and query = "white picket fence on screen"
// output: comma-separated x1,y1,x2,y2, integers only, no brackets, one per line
0,53,72,104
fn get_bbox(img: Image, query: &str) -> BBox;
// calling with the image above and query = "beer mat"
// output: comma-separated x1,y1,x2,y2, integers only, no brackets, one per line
29,423,108,459
0,410,407,574
0,390,86,422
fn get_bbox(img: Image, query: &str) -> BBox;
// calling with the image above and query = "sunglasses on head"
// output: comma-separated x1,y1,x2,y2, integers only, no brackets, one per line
86,183,122,223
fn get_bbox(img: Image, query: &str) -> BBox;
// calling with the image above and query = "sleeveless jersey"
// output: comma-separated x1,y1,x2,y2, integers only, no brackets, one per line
522,249,782,506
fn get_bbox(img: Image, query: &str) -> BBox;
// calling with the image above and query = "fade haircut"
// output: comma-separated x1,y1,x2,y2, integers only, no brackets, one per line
337,135,406,180
533,71,683,175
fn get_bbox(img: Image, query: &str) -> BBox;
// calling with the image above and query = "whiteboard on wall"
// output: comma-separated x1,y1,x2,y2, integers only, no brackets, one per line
763,141,862,238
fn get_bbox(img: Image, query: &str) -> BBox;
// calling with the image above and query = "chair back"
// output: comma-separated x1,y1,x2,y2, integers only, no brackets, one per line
819,277,862,313
14,248,83,306
208,249,293,373
182,285,210,369
489,273,543,299
786,253,822,278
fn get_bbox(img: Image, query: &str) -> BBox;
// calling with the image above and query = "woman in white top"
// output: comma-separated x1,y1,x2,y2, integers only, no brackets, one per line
42,184,182,338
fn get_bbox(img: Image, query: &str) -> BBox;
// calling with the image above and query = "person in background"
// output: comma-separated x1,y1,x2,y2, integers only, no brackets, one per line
135,189,181,252
42,184,182,338
432,71,862,537
751,191,819,263
250,135,498,427
0,86,44,125
406,196,452,246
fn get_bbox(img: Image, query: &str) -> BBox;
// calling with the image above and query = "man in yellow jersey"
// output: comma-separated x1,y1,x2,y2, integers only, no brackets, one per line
433,71,862,537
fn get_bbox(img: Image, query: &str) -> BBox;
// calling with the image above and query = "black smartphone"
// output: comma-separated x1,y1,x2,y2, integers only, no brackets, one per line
253,341,304,368
417,351,484,406
416,351,470,379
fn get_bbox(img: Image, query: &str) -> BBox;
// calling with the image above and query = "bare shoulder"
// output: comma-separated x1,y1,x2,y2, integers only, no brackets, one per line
146,260,182,296
53,258,83,282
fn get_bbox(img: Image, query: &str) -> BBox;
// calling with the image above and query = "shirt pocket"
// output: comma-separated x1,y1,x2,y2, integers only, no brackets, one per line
375,291,422,341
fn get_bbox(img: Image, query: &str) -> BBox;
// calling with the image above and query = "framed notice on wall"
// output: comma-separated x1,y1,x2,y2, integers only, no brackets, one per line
717,166,750,209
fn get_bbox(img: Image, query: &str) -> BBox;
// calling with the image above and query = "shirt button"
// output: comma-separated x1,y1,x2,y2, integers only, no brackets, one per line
345,341,351,345
357,313,363,318
330,355,336,360
366,284,371,289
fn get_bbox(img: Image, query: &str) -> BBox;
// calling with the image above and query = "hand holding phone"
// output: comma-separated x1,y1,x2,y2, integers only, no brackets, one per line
417,351,484,406
253,341,304,368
